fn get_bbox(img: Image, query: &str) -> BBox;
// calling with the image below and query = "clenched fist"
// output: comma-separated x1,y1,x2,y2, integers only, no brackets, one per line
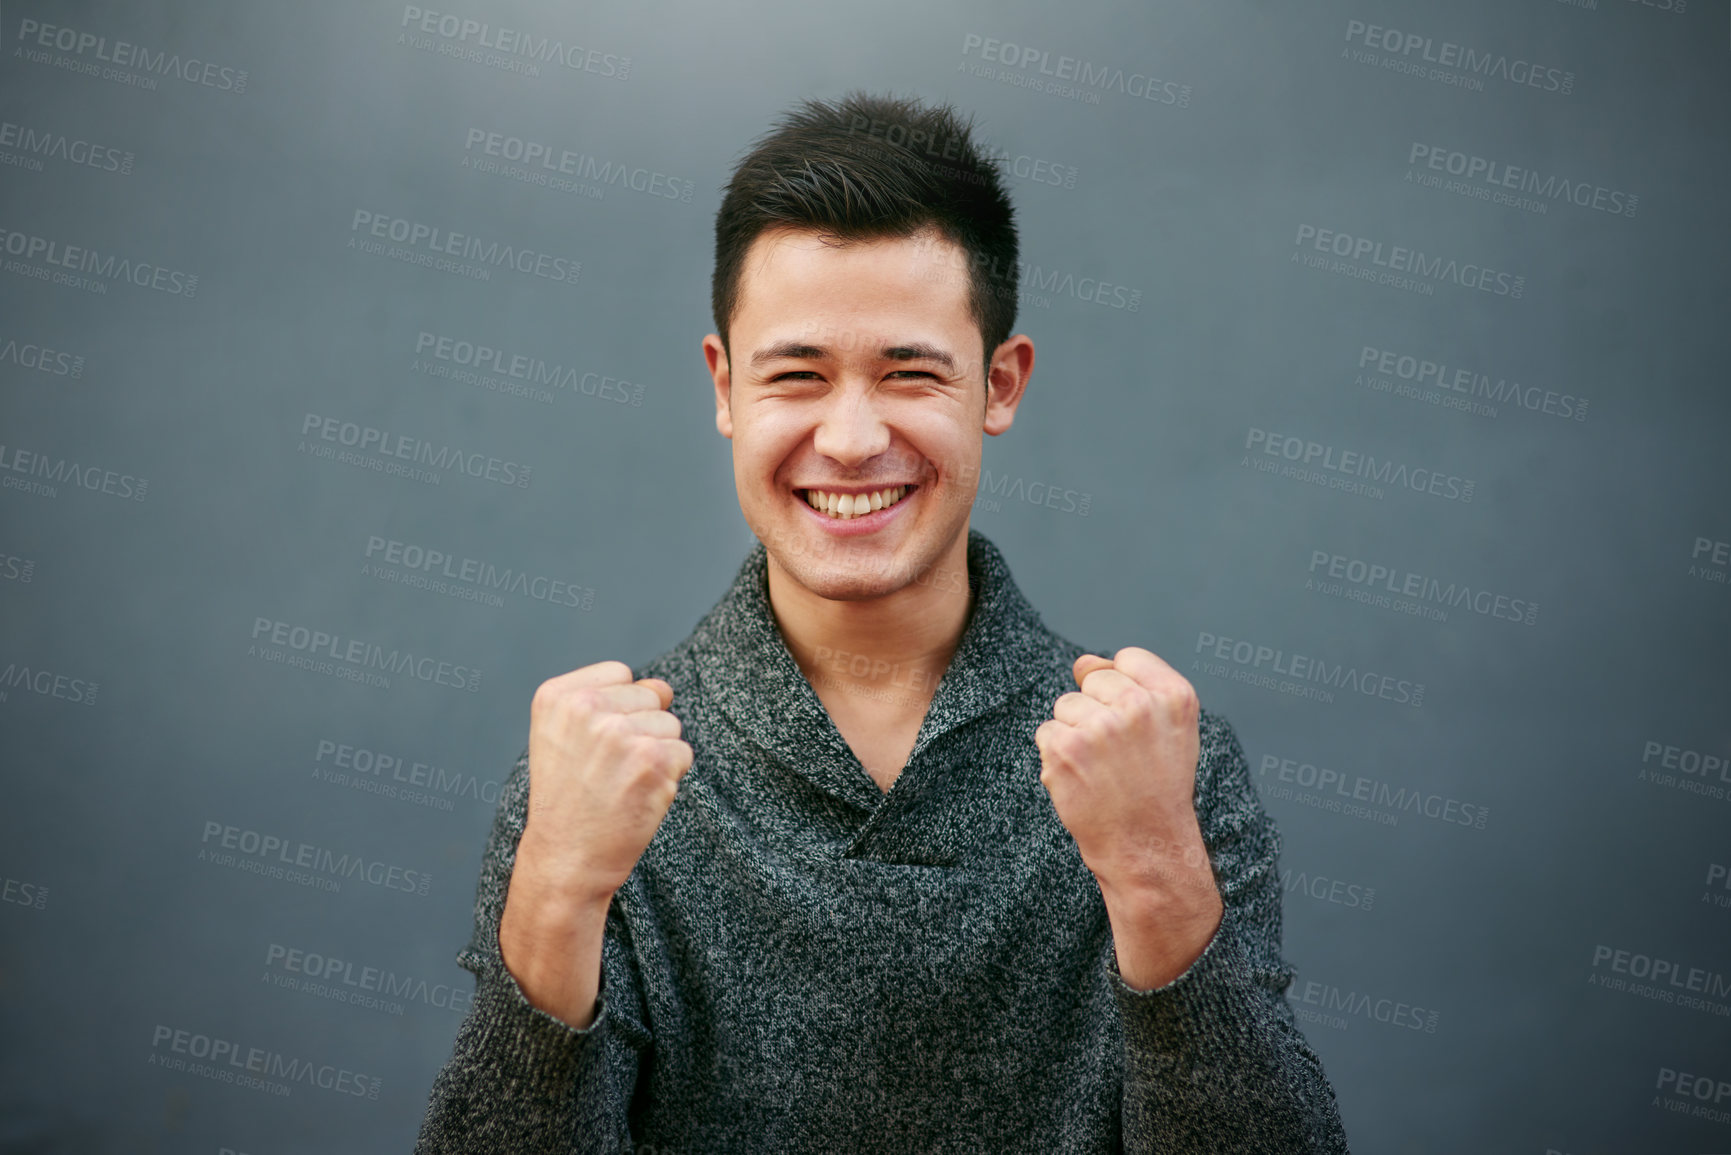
1035,648,1221,989
519,660,694,897
500,660,692,1027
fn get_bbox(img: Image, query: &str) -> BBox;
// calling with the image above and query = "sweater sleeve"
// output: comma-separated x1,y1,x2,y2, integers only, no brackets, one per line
1107,710,1351,1154
414,749,651,1155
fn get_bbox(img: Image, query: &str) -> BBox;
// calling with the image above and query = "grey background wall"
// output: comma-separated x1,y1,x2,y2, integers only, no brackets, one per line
2,0,1727,1150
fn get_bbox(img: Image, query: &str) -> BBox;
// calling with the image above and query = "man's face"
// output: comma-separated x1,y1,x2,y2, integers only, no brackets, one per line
704,225,1029,602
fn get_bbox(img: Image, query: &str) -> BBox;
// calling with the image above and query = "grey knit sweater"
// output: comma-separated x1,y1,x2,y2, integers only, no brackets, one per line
414,529,1351,1153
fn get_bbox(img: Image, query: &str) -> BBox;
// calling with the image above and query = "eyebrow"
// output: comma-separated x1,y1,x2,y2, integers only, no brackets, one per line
749,341,958,372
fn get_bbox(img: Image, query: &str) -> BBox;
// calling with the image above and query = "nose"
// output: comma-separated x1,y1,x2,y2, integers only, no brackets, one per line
810,383,891,469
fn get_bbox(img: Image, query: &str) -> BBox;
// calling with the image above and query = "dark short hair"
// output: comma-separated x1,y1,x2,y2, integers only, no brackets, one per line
711,91,1019,373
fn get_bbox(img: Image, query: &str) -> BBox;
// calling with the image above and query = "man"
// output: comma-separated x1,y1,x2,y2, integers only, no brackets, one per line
415,92,1350,1153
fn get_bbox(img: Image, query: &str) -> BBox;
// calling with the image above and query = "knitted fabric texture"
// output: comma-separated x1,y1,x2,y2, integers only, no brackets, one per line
415,529,1351,1153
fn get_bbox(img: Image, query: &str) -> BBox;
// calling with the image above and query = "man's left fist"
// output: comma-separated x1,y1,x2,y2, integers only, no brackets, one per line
1034,646,1212,900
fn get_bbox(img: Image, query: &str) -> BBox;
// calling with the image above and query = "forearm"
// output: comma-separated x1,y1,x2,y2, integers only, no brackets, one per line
1107,712,1350,1152
499,833,615,1029
415,751,643,1154
1096,829,1223,992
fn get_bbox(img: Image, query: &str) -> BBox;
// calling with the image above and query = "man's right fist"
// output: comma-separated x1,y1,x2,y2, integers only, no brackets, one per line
518,660,694,900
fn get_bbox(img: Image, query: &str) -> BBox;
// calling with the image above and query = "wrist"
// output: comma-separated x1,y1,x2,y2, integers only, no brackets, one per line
498,863,614,1028
1103,883,1223,992
514,824,621,909
504,863,614,943
1096,844,1223,993
1091,826,1218,913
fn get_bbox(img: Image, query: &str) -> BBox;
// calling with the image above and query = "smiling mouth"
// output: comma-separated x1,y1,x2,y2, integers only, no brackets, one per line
797,485,916,520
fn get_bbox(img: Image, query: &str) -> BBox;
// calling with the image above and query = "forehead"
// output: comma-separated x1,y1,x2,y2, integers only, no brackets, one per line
732,226,976,343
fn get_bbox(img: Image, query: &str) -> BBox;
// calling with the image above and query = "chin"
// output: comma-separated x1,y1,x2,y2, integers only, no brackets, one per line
780,553,905,601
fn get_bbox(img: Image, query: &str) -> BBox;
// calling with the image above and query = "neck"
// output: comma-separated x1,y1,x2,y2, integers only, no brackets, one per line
767,531,975,715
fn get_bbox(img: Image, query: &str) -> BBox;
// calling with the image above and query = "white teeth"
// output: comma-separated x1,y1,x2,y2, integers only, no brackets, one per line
802,486,909,520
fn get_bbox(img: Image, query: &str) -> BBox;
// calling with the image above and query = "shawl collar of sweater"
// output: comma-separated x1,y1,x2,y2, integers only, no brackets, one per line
682,528,1061,814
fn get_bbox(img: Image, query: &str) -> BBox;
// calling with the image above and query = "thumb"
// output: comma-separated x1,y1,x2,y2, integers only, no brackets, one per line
1073,653,1114,686
637,676,674,710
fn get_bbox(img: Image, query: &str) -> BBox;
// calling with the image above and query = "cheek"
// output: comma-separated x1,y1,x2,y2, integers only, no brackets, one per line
924,438,978,482
894,407,974,471
734,410,805,470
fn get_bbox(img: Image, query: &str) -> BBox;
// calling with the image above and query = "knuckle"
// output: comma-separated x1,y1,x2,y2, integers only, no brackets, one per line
591,711,629,739
653,740,690,773
626,758,662,792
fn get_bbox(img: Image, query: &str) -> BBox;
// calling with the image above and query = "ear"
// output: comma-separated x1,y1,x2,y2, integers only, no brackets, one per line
983,334,1034,437
704,333,733,439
